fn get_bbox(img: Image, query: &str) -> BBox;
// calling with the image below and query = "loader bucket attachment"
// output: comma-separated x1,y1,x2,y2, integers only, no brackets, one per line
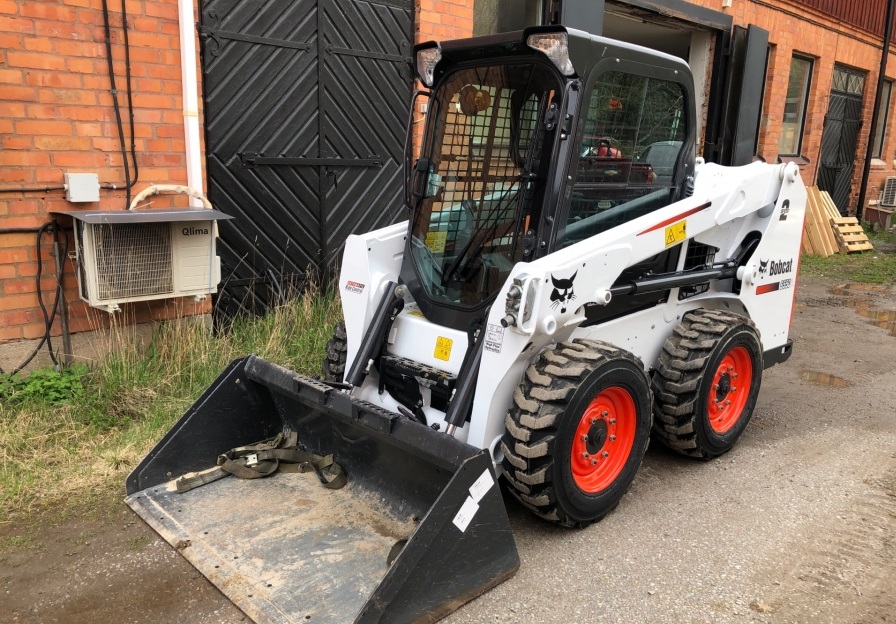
125,355,519,624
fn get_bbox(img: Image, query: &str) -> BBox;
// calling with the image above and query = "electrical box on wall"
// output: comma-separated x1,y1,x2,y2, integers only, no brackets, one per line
65,209,233,312
64,173,100,203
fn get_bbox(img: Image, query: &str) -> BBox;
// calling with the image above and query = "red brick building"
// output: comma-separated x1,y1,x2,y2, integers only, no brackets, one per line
1,0,894,365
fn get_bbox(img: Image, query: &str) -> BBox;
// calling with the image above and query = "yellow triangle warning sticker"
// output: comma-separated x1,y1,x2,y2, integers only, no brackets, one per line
664,221,687,248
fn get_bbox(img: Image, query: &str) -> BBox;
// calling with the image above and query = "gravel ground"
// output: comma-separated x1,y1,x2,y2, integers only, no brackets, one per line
2,276,895,624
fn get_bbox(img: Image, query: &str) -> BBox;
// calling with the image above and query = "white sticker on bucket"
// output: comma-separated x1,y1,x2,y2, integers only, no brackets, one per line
452,495,479,532
468,469,494,503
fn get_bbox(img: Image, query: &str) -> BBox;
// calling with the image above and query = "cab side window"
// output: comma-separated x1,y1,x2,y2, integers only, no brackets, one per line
562,71,687,247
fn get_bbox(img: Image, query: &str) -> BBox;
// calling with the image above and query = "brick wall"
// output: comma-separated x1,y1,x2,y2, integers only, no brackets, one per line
689,0,896,214
416,0,474,43
0,0,206,348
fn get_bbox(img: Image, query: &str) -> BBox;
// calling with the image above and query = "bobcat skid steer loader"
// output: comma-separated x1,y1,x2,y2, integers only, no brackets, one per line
126,26,806,624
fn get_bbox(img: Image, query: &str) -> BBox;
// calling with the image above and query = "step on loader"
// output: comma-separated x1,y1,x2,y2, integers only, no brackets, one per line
127,25,806,623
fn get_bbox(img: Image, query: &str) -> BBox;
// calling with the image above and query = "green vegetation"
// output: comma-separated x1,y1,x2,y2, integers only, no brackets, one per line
1,364,87,406
799,226,896,285
0,288,341,525
126,534,151,551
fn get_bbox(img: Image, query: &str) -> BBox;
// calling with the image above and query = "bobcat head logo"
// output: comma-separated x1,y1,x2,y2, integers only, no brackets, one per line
759,259,769,275
550,271,577,313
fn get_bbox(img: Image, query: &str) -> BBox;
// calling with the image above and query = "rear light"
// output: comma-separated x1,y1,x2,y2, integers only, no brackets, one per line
526,32,575,76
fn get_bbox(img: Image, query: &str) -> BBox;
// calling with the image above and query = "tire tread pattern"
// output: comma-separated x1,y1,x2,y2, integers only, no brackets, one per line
651,309,758,458
322,321,347,382
501,339,648,528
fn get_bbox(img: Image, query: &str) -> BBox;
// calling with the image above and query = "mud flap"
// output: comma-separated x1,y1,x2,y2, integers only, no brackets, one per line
126,355,520,623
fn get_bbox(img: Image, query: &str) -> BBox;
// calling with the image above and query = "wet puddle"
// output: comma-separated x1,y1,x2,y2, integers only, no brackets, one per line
826,285,896,337
799,370,852,388
852,307,896,336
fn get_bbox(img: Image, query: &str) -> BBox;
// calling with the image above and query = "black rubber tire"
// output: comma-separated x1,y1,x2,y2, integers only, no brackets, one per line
651,309,763,459
501,340,653,528
321,321,347,382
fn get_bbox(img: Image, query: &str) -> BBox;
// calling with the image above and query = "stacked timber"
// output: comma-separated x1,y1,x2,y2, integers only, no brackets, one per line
802,187,873,256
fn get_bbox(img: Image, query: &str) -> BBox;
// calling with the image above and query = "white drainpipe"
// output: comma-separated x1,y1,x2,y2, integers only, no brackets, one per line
178,0,204,208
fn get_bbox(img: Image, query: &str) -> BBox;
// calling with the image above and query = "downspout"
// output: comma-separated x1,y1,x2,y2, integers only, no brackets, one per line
857,0,895,221
178,0,218,303
178,0,204,208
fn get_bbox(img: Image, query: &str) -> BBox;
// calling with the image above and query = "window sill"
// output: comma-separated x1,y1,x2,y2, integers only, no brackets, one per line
777,155,811,166
870,158,887,169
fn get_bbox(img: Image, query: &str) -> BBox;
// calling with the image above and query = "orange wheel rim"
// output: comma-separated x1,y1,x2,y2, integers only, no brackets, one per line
707,345,753,434
570,386,637,493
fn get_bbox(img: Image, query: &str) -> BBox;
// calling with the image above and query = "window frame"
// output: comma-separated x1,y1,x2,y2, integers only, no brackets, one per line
873,78,893,160
778,54,814,157
556,65,692,249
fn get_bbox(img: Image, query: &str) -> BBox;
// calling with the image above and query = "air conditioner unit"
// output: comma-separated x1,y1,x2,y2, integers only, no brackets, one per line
68,209,233,312
880,176,896,207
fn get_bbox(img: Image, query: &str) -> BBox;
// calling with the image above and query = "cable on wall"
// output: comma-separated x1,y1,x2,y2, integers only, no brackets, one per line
101,0,139,208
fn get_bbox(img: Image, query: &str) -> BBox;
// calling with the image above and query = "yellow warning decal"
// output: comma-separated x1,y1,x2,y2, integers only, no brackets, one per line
434,336,453,361
664,221,687,248
406,309,425,318
425,231,447,254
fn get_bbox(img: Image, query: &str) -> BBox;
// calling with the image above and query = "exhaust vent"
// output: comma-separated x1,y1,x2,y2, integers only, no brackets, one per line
92,222,174,300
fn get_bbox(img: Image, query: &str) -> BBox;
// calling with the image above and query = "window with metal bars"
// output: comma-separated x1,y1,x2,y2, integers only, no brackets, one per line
561,71,686,248
409,62,561,308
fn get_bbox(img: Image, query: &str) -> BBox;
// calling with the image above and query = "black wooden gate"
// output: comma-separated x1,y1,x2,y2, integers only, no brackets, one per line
198,0,413,319
818,65,866,215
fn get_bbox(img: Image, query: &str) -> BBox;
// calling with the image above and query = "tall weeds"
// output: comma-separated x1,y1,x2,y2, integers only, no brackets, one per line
0,287,341,523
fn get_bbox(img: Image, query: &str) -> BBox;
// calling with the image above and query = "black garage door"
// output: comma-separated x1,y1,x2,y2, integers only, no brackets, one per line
199,0,413,319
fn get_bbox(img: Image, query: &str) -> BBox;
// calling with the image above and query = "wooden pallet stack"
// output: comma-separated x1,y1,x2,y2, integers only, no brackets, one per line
802,186,874,256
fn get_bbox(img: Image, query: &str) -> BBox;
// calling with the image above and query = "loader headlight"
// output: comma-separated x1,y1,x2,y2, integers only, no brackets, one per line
526,32,575,76
416,44,442,87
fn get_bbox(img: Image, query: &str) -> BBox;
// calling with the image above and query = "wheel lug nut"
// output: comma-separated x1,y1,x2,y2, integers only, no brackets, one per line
601,410,609,417
727,366,733,371
591,459,597,465
591,418,597,425
713,384,719,390
582,452,589,459
733,373,738,378
609,418,616,424
602,451,609,458
610,435,616,441
582,434,589,442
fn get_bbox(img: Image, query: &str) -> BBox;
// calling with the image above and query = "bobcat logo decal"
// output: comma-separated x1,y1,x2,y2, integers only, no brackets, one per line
758,259,769,276
550,271,577,313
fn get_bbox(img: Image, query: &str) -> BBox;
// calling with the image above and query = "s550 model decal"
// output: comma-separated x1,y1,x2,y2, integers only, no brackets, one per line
757,278,792,295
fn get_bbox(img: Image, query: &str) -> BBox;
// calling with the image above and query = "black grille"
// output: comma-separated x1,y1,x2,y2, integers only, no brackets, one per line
678,241,718,300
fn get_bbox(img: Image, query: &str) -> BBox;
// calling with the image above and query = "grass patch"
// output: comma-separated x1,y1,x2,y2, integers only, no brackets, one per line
799,226,896,284
127,534,151,551
0,287,341,526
